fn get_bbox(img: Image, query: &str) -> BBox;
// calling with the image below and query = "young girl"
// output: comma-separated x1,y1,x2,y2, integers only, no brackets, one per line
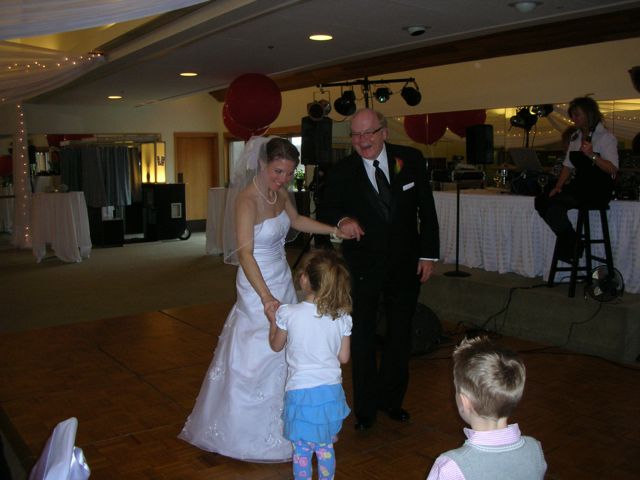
269,249,352,479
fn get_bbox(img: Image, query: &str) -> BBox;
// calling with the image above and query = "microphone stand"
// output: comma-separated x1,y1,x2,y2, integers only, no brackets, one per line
444,177,471,278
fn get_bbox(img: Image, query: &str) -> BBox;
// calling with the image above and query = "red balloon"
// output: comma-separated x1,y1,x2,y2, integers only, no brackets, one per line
225,73,282,130
223,103,267,140
403,113,447,145
445,109,487,138
0,155,11,176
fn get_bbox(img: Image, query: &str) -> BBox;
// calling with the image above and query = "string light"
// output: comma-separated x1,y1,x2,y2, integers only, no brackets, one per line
4,53,101,73
11,103,31,248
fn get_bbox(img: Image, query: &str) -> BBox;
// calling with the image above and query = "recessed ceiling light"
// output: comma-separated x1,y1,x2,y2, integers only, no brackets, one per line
107,95,122,100
309,34,333,41
508,1,543,13
180,72,198,77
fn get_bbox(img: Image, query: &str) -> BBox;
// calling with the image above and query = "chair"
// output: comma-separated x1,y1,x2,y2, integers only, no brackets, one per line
28,417,90,480
547,206,615,297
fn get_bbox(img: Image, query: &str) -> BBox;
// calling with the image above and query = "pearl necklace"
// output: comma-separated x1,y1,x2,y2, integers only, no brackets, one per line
252,175,277,205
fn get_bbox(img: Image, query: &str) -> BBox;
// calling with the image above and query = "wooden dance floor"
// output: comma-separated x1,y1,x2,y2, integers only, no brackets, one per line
1,301,639,479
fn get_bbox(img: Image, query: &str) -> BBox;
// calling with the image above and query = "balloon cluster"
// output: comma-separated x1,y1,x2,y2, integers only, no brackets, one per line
223,74,282,140
403,110,487,145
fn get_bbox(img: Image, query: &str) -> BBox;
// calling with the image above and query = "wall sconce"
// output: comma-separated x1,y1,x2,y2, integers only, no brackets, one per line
141,141,166,183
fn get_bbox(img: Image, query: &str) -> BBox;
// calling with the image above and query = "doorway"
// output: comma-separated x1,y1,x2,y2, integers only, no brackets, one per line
175,133,219,223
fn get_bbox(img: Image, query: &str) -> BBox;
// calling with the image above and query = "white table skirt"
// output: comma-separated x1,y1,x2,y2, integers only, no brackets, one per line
31,192,92,263
205,187,227,255
433,190,640,293
0,185,13,233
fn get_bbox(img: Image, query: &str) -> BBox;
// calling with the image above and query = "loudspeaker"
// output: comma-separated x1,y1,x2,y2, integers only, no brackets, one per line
301,116,332,165
629,66,640,93
376,302,443,356
466,124,494,165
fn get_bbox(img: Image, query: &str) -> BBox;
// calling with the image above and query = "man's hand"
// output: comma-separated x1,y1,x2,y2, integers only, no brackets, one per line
417,259,435,283
337,217,365,241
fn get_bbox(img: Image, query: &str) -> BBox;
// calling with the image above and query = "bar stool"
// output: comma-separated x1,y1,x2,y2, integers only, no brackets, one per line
547,206,615,297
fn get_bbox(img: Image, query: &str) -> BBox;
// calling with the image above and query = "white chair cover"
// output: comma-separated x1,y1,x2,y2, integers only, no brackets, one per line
28,417,90,480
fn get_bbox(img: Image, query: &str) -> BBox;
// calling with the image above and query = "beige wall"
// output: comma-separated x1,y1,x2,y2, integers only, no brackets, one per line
1,37,638,182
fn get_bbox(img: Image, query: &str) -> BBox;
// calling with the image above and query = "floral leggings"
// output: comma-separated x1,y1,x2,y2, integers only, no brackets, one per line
293,440,335,479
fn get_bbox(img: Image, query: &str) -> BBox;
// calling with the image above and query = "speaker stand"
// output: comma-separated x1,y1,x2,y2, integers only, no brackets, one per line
444,180,471,278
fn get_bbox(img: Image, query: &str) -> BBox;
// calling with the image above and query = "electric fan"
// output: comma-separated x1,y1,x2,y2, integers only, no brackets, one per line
585,265,624,302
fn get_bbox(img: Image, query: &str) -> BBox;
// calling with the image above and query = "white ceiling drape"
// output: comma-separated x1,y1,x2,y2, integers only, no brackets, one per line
0,0,209,40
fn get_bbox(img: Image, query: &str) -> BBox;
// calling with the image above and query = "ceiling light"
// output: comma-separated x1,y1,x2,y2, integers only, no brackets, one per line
107,95,122,100
508,1,542,13
309,34,333,41
374,87,392,103
180,72,198,77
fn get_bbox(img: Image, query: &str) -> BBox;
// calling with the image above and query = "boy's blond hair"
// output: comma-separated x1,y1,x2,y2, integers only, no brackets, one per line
295,249,352,320
453,336,526,419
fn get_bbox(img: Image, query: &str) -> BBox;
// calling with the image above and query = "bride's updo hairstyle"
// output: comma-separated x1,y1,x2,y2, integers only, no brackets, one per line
266,137,300,166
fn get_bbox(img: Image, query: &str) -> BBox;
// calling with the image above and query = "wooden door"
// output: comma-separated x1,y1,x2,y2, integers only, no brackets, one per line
175,133,219,221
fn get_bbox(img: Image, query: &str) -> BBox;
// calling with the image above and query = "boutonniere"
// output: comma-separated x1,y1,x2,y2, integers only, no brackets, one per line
394,157,404,174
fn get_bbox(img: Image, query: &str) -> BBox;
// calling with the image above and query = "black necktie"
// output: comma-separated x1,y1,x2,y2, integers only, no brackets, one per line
373,159,391,208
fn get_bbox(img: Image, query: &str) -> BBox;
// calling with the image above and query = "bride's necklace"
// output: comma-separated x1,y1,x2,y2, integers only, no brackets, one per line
252,175,277,205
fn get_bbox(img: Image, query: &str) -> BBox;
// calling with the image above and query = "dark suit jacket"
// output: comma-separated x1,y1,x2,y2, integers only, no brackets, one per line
319,143,439,287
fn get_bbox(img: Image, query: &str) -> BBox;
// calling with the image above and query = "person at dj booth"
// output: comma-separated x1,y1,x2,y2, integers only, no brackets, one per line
534,96,618,263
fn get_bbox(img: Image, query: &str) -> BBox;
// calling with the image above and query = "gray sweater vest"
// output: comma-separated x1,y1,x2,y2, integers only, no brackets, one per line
443,435,546,480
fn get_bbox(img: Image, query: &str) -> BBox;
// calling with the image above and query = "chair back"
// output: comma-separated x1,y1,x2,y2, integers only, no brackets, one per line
28,417,90,480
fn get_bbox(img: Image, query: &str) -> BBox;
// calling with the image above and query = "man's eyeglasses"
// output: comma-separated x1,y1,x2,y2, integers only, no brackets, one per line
350,126,383,139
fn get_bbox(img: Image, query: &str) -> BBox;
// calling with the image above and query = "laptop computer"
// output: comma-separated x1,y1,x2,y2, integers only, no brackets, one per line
508,148,543,172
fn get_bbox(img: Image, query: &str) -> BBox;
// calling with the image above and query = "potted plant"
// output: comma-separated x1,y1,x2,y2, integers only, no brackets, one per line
294,168,305,191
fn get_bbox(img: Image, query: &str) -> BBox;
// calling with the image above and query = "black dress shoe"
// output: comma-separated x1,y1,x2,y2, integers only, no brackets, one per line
354,417,375,431
383,407,410,422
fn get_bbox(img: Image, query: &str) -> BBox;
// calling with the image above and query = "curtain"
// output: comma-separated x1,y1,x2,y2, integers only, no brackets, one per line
61,145,131,207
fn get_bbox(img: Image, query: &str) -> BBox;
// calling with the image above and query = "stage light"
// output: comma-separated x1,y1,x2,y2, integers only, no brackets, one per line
307,99,331,121
532,104,553,117
334,90,356,116
510,107,537,131
374,87,392,103
401,84,421,106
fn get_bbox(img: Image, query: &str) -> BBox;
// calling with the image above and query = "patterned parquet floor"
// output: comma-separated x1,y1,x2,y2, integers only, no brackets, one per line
1,301,639,479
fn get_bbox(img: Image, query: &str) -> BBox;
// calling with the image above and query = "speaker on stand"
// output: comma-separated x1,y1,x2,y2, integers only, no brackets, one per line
444,125,493,278
294,116,334,268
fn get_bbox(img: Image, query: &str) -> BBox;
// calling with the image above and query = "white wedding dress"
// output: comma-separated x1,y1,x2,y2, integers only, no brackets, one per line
179,210,296,462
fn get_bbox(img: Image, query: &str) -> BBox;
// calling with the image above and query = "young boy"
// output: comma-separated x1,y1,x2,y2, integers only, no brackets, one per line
426,336,546,480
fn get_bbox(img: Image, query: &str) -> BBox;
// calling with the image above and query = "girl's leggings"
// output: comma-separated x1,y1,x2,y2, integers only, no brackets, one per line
293,440,336,479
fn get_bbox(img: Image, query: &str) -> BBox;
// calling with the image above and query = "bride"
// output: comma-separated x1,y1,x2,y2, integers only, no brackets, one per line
178,136,348,462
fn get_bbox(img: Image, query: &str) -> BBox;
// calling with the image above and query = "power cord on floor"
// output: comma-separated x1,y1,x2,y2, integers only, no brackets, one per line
478,283,548,333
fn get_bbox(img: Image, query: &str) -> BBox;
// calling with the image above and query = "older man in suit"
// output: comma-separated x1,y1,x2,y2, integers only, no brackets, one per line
320,108,439,430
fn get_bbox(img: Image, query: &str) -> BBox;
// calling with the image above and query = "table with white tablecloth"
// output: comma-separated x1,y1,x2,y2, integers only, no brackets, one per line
205,187,227,255
31,192,92,263
433,190,640,293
